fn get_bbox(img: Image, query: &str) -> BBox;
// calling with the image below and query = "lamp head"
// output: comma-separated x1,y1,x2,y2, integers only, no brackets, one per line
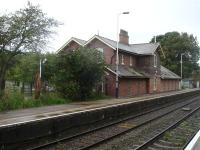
122,12,130,14
42,58,47,64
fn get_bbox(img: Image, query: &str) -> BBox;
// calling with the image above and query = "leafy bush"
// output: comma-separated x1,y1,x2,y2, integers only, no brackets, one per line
0,92,24,110
0,92,69,111
55,47,104,100
39,93,69,105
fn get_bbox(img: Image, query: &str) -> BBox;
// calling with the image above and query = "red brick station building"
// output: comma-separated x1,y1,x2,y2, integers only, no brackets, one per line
58,29,181,97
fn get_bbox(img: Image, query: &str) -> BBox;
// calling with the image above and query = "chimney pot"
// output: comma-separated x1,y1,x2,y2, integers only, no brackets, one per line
119,29,129,45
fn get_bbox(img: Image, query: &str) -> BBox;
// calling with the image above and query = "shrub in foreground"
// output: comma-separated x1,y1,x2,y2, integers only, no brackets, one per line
0,92,69,111
55,47,104,100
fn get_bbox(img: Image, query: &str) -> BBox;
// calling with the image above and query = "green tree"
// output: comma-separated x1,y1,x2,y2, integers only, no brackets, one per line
7,53,39,83
41,53,57,92
151,32,200,78
7,52,57,94
55,47,104,100
0,2,59,96
7,53,40,93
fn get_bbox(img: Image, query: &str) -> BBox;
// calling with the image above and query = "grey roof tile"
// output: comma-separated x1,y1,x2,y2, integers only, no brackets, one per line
106,65,147,78
72,37,86,45
96,35,159,55
130,43,160,55
161,66,181,79
57,37,86,52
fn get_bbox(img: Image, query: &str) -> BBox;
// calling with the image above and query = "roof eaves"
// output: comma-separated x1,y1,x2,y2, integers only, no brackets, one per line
56,37,85,53
72,37,86,45
161,66,181,79
120,75,148,79
159,44,166,58
161,76,181,80
84,35,116,50
150,43,160,54
105,66,117,75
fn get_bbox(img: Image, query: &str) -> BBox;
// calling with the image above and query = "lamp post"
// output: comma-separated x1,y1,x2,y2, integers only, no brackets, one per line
35,58,47,99
116,11,129,98
39,58,47,79
180,53,184,89
179,52,191,88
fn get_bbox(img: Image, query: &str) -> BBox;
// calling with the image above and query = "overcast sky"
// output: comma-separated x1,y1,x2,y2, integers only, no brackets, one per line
1,0,200,52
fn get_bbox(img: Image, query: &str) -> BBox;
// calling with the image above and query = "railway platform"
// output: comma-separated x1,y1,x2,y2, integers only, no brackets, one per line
0,88,198,127
0,88,200,150
185,130,200,150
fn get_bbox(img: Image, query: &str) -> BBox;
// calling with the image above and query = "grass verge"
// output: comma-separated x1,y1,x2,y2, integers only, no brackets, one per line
0,92,71,111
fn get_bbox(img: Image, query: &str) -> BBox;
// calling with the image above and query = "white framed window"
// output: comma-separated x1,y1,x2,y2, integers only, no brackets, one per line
121,54,124,65
153,77,157,91
130,56,132,66
154,54,157,67
97,48,103,53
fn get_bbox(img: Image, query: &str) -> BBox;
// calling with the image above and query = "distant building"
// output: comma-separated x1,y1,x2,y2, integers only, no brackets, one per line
58,29,181,97
182,78,198,89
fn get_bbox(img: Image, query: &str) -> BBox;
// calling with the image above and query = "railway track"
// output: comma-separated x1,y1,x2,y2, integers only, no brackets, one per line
31,94,200,150
135,105,200,150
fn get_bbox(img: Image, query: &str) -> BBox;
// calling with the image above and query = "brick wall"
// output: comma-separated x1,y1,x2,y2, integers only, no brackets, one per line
62,41,81,52
105,72,116,97
137,52,161,77
148,78,180,93
118,52,136,67
160,79,180,92
119,78,147,97
87,39,115,65
61,37,180,98
104,75,180,97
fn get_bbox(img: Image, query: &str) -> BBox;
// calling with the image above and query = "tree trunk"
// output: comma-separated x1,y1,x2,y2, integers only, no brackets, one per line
0,63,9,98
0,75,5,98
34,72,41,99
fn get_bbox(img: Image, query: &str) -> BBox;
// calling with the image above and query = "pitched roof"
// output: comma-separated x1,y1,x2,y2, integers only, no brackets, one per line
85,35,160,55
161,66,181,79
73,37,86,45
130,43,160,55
57,37,86,52
106,65,180,79
106,65,148,78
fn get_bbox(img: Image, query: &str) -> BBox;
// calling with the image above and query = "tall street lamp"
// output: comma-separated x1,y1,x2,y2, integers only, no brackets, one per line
180,53,184,89
116,11,129,98
179,52,191,88
39,58,47,79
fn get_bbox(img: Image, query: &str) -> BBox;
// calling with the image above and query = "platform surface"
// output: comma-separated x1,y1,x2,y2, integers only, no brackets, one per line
0,89,198,128
185,130,200,150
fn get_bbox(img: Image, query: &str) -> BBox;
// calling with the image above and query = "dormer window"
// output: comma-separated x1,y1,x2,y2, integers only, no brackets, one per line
154,54,157,67
121,54,124,65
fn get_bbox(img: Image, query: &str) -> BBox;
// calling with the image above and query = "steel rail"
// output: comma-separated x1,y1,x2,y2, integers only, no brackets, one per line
134,104,200,150
30,94,200,150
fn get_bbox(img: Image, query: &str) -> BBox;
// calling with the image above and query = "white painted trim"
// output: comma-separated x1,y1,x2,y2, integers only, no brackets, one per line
154,53,157,68
153,77,157,91
0,89,197,128
184,130,200,150
105,66,117,75
84,35,116,50
56,37,84,53
130,56,133,66
152,44,165,59
121,54,124,65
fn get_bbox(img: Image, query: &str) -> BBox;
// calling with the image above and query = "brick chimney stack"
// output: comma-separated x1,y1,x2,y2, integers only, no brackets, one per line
119,29,129,45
